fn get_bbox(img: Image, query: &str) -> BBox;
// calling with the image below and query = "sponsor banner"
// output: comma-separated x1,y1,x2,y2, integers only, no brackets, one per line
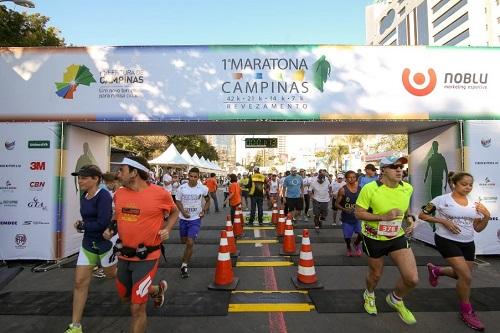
409,124,461,245
0,123,60,260
1,46,499,121
61,124,110,258
465,120,500,254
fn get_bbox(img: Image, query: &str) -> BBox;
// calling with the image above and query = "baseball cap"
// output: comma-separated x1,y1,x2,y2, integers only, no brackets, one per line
253,166,260,172
111,157,150,173
71,164,102,177
365,163,378,171
337,173,345,179
379,155,408,168
290,166,297,172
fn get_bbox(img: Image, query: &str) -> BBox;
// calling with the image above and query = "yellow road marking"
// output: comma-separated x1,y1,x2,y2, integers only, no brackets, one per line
228,303,315,312
236,261,294,267
237,239,278,244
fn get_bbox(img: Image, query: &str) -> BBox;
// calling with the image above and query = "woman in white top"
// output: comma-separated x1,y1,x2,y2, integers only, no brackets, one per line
419,172,490,331
222,175,230,208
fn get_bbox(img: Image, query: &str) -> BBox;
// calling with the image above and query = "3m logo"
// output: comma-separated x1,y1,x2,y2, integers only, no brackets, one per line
30,162,46,170
402,68,437,96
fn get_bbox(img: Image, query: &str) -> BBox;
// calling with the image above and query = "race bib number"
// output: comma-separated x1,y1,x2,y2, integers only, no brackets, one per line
378,219,401,237
184,202,200,214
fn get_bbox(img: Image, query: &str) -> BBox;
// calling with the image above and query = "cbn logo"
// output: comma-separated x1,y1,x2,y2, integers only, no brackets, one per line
402,68,437,97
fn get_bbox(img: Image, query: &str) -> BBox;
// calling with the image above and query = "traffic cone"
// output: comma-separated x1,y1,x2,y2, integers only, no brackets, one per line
280,217,298,256
292,229,323,289
208,230,239,290
271,203,279,225
276,211,286,237
236,205,246,226
233,210,244,238
225,215,239,257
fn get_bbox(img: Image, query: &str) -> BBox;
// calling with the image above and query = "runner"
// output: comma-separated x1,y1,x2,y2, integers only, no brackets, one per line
330,173,346,225
267,173,280,209
239,172,250,210
301,169,312,218
221,175,230,208
335,170,362,256
419,172,490,331
162,167,173,192
175,167,210,278
104,155,179,333
65,165,117,333
358,164,378,188
170,172,180,202
309,172,332,232
282,167,304,223
355,155,418,325
205,173,219,213
224,173,242,223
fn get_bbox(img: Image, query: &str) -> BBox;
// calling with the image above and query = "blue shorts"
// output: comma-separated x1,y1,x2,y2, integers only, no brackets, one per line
179,218,201,240
342,221,361,239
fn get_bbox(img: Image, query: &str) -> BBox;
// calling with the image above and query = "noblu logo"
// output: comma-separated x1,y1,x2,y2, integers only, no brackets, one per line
5,140,15,150
402,68,437,97
481,138,492,148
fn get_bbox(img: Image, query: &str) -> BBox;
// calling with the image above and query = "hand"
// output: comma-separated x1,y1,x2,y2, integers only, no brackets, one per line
475,202,490,219
383,209,402,221
158,229,170,242
103,228,114,240
442,219,461,234
182,210,191,218
199,210,205,218
405,219,415,236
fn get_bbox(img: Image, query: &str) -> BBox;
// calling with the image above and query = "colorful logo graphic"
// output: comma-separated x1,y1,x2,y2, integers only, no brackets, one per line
312,55,331,92
55,64,96,99
5,140,15,150
402,68,437,96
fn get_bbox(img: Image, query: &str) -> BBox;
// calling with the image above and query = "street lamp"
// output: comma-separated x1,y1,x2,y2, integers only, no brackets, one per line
0,0,35,8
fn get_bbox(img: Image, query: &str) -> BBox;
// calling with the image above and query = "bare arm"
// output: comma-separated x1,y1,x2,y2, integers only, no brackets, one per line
473,202,490,233
335,188,347,212
355,206,402,222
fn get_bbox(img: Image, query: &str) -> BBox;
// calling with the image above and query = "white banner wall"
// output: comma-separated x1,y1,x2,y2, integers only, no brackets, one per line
464,120,500,254
0,122,61,260
61,125,110,258
409,124,461,245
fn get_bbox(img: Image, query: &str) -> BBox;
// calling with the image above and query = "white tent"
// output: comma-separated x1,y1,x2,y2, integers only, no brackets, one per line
191,153,205,169
200,156,213,170
148,144,189,166
180,149,196,167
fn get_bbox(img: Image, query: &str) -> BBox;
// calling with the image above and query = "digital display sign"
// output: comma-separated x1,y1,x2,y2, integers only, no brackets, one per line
245,138,278,148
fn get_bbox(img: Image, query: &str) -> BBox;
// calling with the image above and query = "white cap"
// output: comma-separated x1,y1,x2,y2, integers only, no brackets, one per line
111,157,150,173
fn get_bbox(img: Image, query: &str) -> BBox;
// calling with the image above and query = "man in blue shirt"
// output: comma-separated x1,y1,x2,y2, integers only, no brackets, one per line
282,166,303,222
358,163,379,188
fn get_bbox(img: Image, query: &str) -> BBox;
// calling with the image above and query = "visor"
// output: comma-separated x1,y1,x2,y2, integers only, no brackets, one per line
111,157,150,173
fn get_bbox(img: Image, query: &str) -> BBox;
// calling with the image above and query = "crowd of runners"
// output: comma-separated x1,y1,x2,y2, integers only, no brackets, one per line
65,154,491,332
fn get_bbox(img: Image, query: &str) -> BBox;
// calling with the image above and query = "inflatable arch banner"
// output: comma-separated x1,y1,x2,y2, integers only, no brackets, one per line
1,45,499,121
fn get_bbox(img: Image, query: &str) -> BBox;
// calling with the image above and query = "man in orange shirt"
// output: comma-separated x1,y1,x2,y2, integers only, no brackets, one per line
205,172,219,213
104,155,179,333
224,174,241,223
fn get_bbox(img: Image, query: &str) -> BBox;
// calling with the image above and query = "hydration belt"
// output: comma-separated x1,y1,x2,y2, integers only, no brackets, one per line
109,239,167,263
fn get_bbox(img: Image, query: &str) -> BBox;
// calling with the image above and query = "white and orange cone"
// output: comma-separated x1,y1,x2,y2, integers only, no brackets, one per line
233,207,244,238
208,230,239,290
271,203,279,225
280,217,298,256
225,215,239,257
292,229,323,289
276,211,286,237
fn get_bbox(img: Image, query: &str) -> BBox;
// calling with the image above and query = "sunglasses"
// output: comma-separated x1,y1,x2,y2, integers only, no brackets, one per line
386,164,404,170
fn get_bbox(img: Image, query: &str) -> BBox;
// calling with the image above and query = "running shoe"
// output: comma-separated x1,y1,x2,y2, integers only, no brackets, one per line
354,244,362,257
92,267,106,278
315,226,320,233
153,280,168,308
461,311,485,331
385,294,417,325
181,265,189,279
427,263,440,287
346,249,352,257
65,324,83,333
363,290,377,315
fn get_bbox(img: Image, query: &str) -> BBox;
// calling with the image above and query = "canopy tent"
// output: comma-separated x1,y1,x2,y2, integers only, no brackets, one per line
148,143,189,166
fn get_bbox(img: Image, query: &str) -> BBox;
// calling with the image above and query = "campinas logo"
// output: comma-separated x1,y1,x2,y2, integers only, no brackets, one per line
55,64,96,99
402,68,437,97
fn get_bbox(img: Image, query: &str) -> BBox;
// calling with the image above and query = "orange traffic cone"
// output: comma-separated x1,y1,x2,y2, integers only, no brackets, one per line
276,211,286,237
233,210,244,238
225,215,239,257
271,203,279,225
280,217,298,256
292,229,323,289
208,230,239,290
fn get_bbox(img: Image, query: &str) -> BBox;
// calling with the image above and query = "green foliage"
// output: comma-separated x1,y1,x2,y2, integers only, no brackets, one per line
374,134,408,153
0,5,65,46
168,135,219,161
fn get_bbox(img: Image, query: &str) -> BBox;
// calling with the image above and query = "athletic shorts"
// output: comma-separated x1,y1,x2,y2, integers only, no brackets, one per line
179,218,201,240
242,190,249,198
312,200,328,218
342,221,361,239
77,235,118,267
286,197,303,212
361,235,410,258
331,197,338,210
116,259,159,304
434,234,475,261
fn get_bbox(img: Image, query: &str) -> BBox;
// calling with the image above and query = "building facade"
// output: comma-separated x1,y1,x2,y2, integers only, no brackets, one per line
366,0,500,46
205,135,236,171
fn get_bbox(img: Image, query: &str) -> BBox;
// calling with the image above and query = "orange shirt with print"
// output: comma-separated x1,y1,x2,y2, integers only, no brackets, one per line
229,182,241,207
205,177,218,193
114,183,176,261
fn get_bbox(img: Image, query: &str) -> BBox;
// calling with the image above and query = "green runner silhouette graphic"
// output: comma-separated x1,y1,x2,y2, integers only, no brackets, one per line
74,142,98,194
312,55,331,92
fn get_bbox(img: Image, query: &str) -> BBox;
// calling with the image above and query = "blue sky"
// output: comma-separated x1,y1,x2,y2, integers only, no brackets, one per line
6,0,374,46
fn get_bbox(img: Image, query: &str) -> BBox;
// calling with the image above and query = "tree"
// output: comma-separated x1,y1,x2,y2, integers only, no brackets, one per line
374,134,408,153
316,143,349,171
167,135,219,161
0,5,65,46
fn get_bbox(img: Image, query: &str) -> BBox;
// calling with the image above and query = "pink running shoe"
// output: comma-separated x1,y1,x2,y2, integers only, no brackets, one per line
426,263,440,287
153,280,168,308
346,249,352,257
354,244,362,257
461,311,485,331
